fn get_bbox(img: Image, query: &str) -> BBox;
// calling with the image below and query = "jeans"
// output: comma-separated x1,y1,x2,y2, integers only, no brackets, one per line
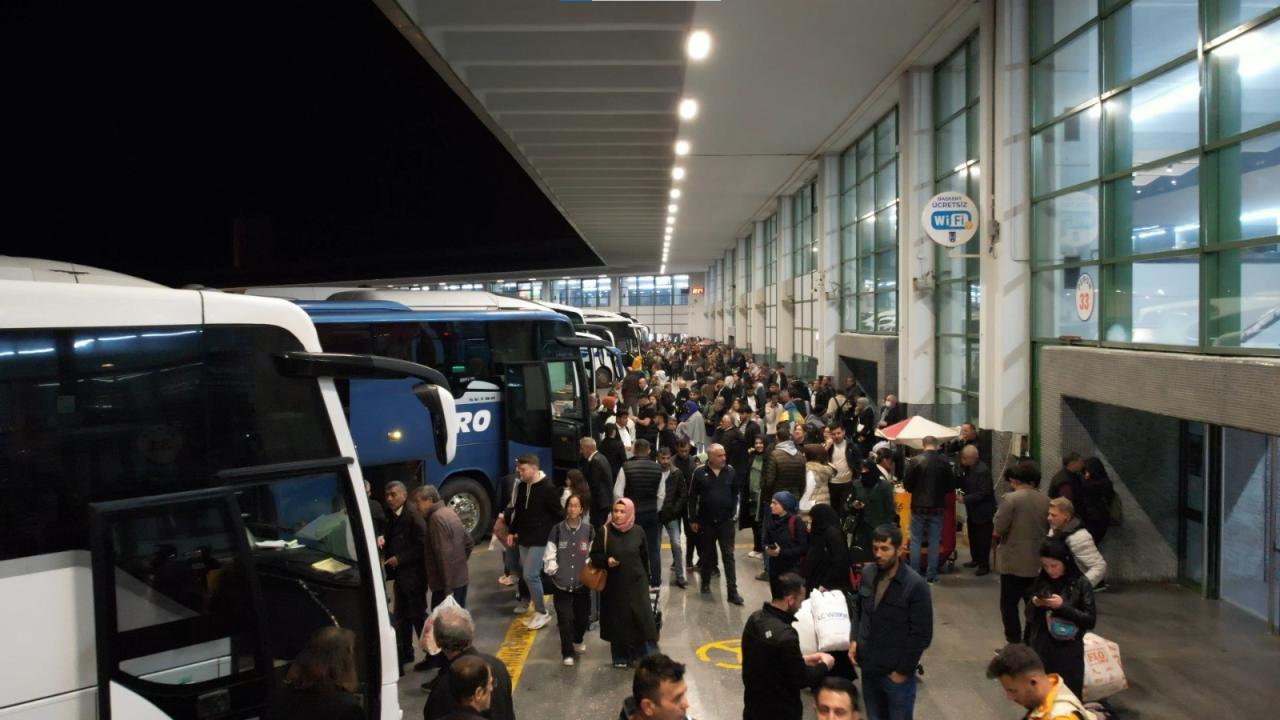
862,672,917,720
552,586,591,658
698,519,738,594
610,640,658,665
1000,573,1036,643
909,510,943,581
664,520,685,581
519,544,548,614
637,511,662,587
504,544,529,600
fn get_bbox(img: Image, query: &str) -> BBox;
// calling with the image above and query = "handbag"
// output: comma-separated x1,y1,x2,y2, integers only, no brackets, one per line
578,524,608,592
1046,613,1080,641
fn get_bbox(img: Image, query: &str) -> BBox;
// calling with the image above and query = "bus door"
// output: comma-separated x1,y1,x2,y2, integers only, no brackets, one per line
499,362,554,474
546,358,588,472
90,488,273,720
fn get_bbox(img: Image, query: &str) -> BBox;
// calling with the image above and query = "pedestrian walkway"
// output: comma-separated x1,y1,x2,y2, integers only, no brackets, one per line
399,532,1280,719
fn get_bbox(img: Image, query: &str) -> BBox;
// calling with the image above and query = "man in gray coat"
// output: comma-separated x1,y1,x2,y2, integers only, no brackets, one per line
993,461,1050,644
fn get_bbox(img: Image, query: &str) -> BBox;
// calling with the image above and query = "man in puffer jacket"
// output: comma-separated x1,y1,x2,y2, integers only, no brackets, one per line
1046,498,1107,588
760,426,807,518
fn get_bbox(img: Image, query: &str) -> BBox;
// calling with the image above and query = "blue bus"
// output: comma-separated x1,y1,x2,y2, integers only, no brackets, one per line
299,291,603,541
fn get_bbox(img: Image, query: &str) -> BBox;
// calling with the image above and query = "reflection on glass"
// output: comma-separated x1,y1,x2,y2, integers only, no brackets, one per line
1103,0,1198,87
875,206,897,251
938,336,966,389
1034,266,1100,339
876,161,898,209
1032,0,1097,56
858,217,875,256
876,292,897,333
857,178,874,219
1208,0,1280,39
1210,19,1280,140
1109,159,1201,256
875,112,897,167
1210,243,1280,348
1216,130,1280,244
935,387,967,427
1032,188,1100,264
1106,62,1199,173
840,188,856,227
876,249,897,293
935,112,971,180
1033,28,1099,125
858,293,875,332
858,255,874,294
1033,107,1100,195
938,281,966,335
1104,257,1200,345
935,46,968,123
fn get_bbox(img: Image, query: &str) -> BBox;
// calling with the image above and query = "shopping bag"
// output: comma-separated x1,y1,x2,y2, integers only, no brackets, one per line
792,598,818,656
1082,632,1128,701
810,589,851,652
419,594,464,655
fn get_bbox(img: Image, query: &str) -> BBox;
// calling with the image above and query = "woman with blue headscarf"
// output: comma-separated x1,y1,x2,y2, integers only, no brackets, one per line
762,490,809,598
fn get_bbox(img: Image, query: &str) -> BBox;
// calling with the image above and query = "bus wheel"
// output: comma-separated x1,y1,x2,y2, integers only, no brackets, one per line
443,477,492,545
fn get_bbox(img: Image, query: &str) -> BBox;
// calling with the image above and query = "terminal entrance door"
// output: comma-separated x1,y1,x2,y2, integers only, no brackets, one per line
1177,421,1212,592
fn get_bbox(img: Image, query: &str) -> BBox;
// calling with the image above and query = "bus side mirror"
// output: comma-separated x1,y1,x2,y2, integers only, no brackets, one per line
412,383,458,465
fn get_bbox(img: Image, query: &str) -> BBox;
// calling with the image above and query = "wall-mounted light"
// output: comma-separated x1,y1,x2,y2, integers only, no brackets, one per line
387,429,404,442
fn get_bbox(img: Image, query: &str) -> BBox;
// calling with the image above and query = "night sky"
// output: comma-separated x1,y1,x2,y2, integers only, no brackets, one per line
0,1,599,287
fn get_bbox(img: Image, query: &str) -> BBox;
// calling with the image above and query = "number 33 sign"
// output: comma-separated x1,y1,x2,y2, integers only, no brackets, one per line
1075,273,1095,322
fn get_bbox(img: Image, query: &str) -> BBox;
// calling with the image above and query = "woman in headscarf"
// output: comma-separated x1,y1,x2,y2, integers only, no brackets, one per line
761,491,809,598
1024,537,1097,699
803,503,852,594
588,498,658,668
847,457,896,565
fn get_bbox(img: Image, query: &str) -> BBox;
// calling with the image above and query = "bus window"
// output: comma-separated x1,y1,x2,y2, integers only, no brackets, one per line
416,322,491,386
547,360,583,420
314,324,374,355
490,320,536,366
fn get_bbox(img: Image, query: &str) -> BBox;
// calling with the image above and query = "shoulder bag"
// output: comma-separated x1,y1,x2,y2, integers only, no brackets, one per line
578,524,609,592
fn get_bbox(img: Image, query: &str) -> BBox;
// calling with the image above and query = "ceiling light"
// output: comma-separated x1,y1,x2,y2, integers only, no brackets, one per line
668,204,679,213
672,166,685,181
674,140,690,156
667,216,676,225
678,98,699,120
670,189,681,199
660,265,666,274
686,30,712,61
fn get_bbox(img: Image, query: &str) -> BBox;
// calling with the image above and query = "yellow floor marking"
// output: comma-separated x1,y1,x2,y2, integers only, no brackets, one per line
493,603,544,690
695,638,743,670
661,543,754,549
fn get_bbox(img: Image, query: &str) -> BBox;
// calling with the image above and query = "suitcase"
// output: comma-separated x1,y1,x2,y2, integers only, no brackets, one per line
894,487,958,574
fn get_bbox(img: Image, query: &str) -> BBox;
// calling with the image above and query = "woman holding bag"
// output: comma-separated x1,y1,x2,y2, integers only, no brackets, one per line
544,494,595,667
589,498,659,668
1024,537,1097,698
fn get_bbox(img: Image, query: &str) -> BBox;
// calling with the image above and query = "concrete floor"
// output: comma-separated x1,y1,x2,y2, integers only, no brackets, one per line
397,532,1280,720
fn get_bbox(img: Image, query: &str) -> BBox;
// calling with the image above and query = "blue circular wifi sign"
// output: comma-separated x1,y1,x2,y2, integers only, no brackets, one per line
922,192,978,248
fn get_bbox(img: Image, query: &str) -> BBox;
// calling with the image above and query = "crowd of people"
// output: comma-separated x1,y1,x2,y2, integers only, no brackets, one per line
264,336,1124,720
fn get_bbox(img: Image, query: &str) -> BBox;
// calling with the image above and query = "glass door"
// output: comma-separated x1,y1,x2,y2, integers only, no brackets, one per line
1220,428,1273,621
1178,421,1208,590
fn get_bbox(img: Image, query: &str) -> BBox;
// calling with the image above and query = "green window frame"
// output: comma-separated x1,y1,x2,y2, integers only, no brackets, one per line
840,109,900,334
763,213,779,367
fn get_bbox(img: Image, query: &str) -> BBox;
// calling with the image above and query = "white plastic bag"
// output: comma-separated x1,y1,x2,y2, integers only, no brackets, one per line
810,590,851,652
799,470,816,513
792,598,818,655
1082,632,1127,701
419,594,464,655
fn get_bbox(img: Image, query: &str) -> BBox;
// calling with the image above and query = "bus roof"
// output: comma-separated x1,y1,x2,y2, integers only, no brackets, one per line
296,299,567,326
330,290,548,313
535,300,586,325
0,256,166,288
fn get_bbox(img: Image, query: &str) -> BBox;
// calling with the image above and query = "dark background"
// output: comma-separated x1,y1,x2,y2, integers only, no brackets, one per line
0,1,599,287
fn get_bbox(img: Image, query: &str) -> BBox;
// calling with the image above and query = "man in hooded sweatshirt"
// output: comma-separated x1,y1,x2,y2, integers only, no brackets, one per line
503,453,563,630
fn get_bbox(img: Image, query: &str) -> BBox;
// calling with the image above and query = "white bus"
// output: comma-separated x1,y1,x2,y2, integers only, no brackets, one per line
0,277,457,720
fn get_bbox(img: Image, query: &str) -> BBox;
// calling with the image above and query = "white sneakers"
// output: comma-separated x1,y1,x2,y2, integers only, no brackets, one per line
747,550,763,559
562,657,575,667
573,642,587,654
525,611,552,630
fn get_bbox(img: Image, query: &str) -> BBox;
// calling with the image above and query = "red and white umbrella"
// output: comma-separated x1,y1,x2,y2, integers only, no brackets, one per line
875,415,960,450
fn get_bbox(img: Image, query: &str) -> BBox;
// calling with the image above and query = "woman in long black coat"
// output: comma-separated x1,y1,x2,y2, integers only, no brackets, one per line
803,503,852,594
589,498,658,668
1024,537,1097,699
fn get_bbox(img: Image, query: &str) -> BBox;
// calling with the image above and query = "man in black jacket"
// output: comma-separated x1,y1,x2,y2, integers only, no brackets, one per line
672,439,701,573
688,443,744,604
656,447,689,589
503,454,563,629
850,524,933,720
853,397,878,456
384,479,427,671
741,572,833,720
615,438,665,587
902,436,952,583
423,606,515,720
712,413,750,480
956,445,995,576
579,437,615,528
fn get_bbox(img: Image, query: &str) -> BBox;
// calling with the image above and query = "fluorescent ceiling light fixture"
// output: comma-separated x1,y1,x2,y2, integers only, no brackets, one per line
668,204,679,213
667,216,676,225
674,140,690,156
678,98,699,120
672,166,685,181
660,265,666,274
670,189,681,199
686,30,711,60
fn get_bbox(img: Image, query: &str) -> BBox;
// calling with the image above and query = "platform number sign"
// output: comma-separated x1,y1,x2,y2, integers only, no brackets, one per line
922,192,978,248
1075,272,1095,322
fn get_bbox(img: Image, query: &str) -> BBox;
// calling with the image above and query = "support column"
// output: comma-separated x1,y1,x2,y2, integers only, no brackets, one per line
751,219,767,353
777,197,795,373
819,153,842,377
899,68,937,413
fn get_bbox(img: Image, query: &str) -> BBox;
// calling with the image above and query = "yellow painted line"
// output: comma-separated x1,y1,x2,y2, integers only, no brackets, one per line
493,602,546,690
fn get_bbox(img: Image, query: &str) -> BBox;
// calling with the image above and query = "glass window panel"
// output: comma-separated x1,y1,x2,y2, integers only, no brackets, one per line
1032,27,1099,125
875,112,897,167
858,293,876,332
1033,107,1101,196
1032,0,1097,56
1209,242,1280,348
841,150,857,192
876,160,898,208
936,235,980,281
876,248,898,293
935,46,968,123
875,206,898,251
937,335,967,389
966,37,981,103
1209,19,1280,141
841,188,856,227
935,387,967,427
857,135,874,180
935,112,971,180
858,254,875,294
857,179,874,218
938,281,966,334
841,224,856,260
1034,266,1100,339
1109,159,1201,257
841,294,857,332
1216,129,1280,244
967,280,982,335
1032,187,1101,264
858,217,875,256
1208,0,1280,39
1103,257,1201,345
876,291,897,332
1103,0,1198,88
967,340,980,390
1105,62,1200,173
